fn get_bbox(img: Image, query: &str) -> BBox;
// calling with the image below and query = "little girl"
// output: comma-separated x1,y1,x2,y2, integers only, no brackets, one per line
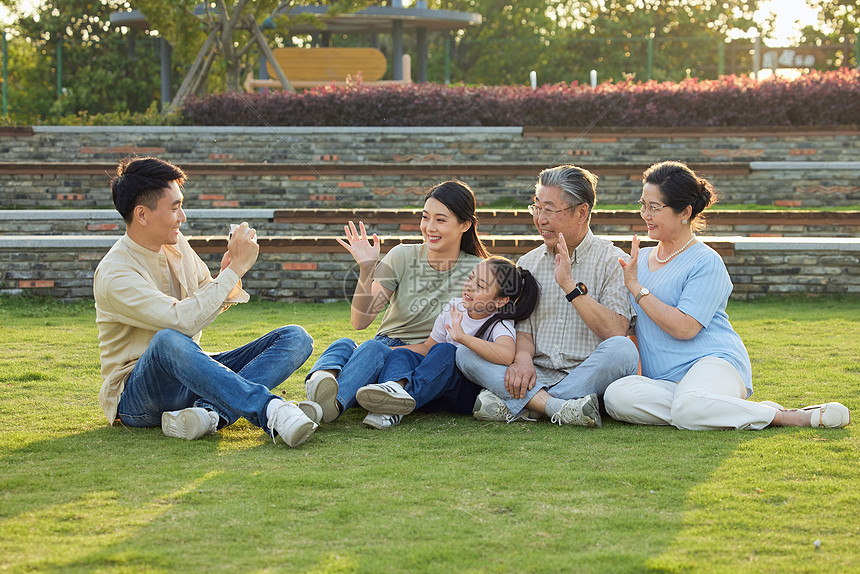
355,256,540,429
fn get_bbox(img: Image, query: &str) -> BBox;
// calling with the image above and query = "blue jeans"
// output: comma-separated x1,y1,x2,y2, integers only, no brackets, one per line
380,344,480,415
308,335,406,416
456,335,639,418
117,326,313,431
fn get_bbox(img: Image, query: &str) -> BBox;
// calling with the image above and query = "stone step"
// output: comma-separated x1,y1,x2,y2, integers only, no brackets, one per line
2,234,858,302
4,125,860,209
2,208,858,238
2,159,860,209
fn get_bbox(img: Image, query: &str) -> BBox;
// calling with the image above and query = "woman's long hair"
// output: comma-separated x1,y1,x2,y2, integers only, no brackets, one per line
473,256,541,341
424,180,489,258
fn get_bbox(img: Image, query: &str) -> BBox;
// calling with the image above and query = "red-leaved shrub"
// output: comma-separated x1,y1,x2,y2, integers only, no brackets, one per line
180,68,860,127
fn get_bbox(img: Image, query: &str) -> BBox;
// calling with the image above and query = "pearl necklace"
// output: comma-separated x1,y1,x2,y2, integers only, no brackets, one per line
655,234,696,264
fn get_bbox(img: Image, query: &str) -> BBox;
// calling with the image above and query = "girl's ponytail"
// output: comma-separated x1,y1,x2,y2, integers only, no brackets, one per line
474,257,541,341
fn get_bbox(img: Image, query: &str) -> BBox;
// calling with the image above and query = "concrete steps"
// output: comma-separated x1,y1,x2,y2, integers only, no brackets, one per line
3,208,858,237
2,234,858,302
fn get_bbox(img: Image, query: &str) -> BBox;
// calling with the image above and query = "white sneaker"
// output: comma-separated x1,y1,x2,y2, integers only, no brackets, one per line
356,381,416,415
296,400,324,425
363,412,403,430
550,394,602,428
266,400,317,447
472,389,537,423
162,407,219,440
306,371,340,423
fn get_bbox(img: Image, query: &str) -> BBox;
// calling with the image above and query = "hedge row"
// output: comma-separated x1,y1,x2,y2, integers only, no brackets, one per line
180,68,860,127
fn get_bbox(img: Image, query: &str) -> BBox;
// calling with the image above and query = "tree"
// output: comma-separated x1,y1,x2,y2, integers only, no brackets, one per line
425,0,560,85
426,0,768,85
132,0,367,108
800,0,858,68
3,0,162,121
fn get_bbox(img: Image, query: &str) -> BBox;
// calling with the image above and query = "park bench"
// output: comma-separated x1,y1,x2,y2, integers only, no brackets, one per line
244,47,412,91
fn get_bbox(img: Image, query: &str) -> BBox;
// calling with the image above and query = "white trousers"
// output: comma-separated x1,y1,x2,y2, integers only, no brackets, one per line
603,356,777,430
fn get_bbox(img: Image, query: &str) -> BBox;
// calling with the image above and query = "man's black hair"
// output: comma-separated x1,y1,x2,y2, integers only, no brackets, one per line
110,157,186,223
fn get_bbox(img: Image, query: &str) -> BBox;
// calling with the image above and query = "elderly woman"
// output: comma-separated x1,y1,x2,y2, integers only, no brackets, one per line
603,160,850,430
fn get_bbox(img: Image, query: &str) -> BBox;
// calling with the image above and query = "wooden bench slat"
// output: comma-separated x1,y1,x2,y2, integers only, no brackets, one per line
267,47,387,82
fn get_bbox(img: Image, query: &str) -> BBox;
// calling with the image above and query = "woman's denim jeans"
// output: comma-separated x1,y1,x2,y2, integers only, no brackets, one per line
308,334,406,416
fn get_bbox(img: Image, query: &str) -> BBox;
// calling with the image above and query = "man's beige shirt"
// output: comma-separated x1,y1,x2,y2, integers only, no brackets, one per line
94,233,248,424
517,230,633,386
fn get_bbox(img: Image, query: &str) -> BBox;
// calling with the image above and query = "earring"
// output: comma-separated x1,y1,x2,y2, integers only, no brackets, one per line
681,219,688,224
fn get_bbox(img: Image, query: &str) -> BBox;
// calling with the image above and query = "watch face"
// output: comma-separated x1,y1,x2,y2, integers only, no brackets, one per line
578,282,588,295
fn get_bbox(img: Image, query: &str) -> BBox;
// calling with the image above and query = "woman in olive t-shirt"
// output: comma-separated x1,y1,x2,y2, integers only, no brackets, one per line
304,181,489,423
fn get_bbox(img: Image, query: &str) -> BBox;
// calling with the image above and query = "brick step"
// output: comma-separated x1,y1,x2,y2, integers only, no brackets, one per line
2,234,858,302
3,160,860,210
3,208,858,238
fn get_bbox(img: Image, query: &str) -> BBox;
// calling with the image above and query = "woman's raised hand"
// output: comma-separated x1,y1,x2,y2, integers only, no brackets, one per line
336,221,380,271
618,235,640,293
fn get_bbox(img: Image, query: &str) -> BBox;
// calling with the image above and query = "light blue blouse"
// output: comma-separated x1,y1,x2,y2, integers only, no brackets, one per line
633,242,753,394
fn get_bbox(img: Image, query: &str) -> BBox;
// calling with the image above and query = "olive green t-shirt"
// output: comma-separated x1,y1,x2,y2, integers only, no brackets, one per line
374,243,482,344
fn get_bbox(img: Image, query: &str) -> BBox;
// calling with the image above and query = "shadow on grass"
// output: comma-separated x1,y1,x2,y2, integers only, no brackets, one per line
0,413,786,573
646,427,857,574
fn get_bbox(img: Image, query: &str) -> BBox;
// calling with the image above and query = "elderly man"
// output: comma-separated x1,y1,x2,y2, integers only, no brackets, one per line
456,165,638,427
94,156,319,447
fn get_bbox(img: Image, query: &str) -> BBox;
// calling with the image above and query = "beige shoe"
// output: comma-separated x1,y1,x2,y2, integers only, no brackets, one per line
802,402,850,428
295,400,324,425
305,371,340,423
162,407,219,440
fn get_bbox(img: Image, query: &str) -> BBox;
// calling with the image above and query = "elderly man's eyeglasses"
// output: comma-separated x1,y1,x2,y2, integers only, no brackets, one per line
638,200,667,215
528,204,577,218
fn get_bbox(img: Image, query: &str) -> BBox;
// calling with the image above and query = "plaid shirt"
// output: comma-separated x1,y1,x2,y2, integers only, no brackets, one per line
517,230,633,386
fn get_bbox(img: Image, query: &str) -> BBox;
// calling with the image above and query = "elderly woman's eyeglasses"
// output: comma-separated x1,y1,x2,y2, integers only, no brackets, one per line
638,200,667,215
528,204,577,218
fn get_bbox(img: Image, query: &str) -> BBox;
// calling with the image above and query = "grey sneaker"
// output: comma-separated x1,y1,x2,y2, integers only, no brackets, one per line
363,412,403,430
266,400,317,447
306,371,340,423
472,390,537,423
356,381,416,415
550,394,602,428
296,400,324,425
162,407,219,440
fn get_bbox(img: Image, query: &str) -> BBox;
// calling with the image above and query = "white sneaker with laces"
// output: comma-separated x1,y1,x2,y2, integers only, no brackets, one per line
266,400,317,447
162,407,219,440
363,412,403,430
296,400,324,425
356,381,416,415
472,389,537,423
306,371,340,423
550,394,602,428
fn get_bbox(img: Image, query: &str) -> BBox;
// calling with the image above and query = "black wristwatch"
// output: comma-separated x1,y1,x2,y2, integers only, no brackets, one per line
565,282,588,302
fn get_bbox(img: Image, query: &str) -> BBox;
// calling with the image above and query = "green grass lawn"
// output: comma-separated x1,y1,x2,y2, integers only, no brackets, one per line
1,296,857,573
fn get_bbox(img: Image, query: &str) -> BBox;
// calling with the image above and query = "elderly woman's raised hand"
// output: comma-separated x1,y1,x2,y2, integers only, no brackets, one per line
618,235,641,294
336,221,380,272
